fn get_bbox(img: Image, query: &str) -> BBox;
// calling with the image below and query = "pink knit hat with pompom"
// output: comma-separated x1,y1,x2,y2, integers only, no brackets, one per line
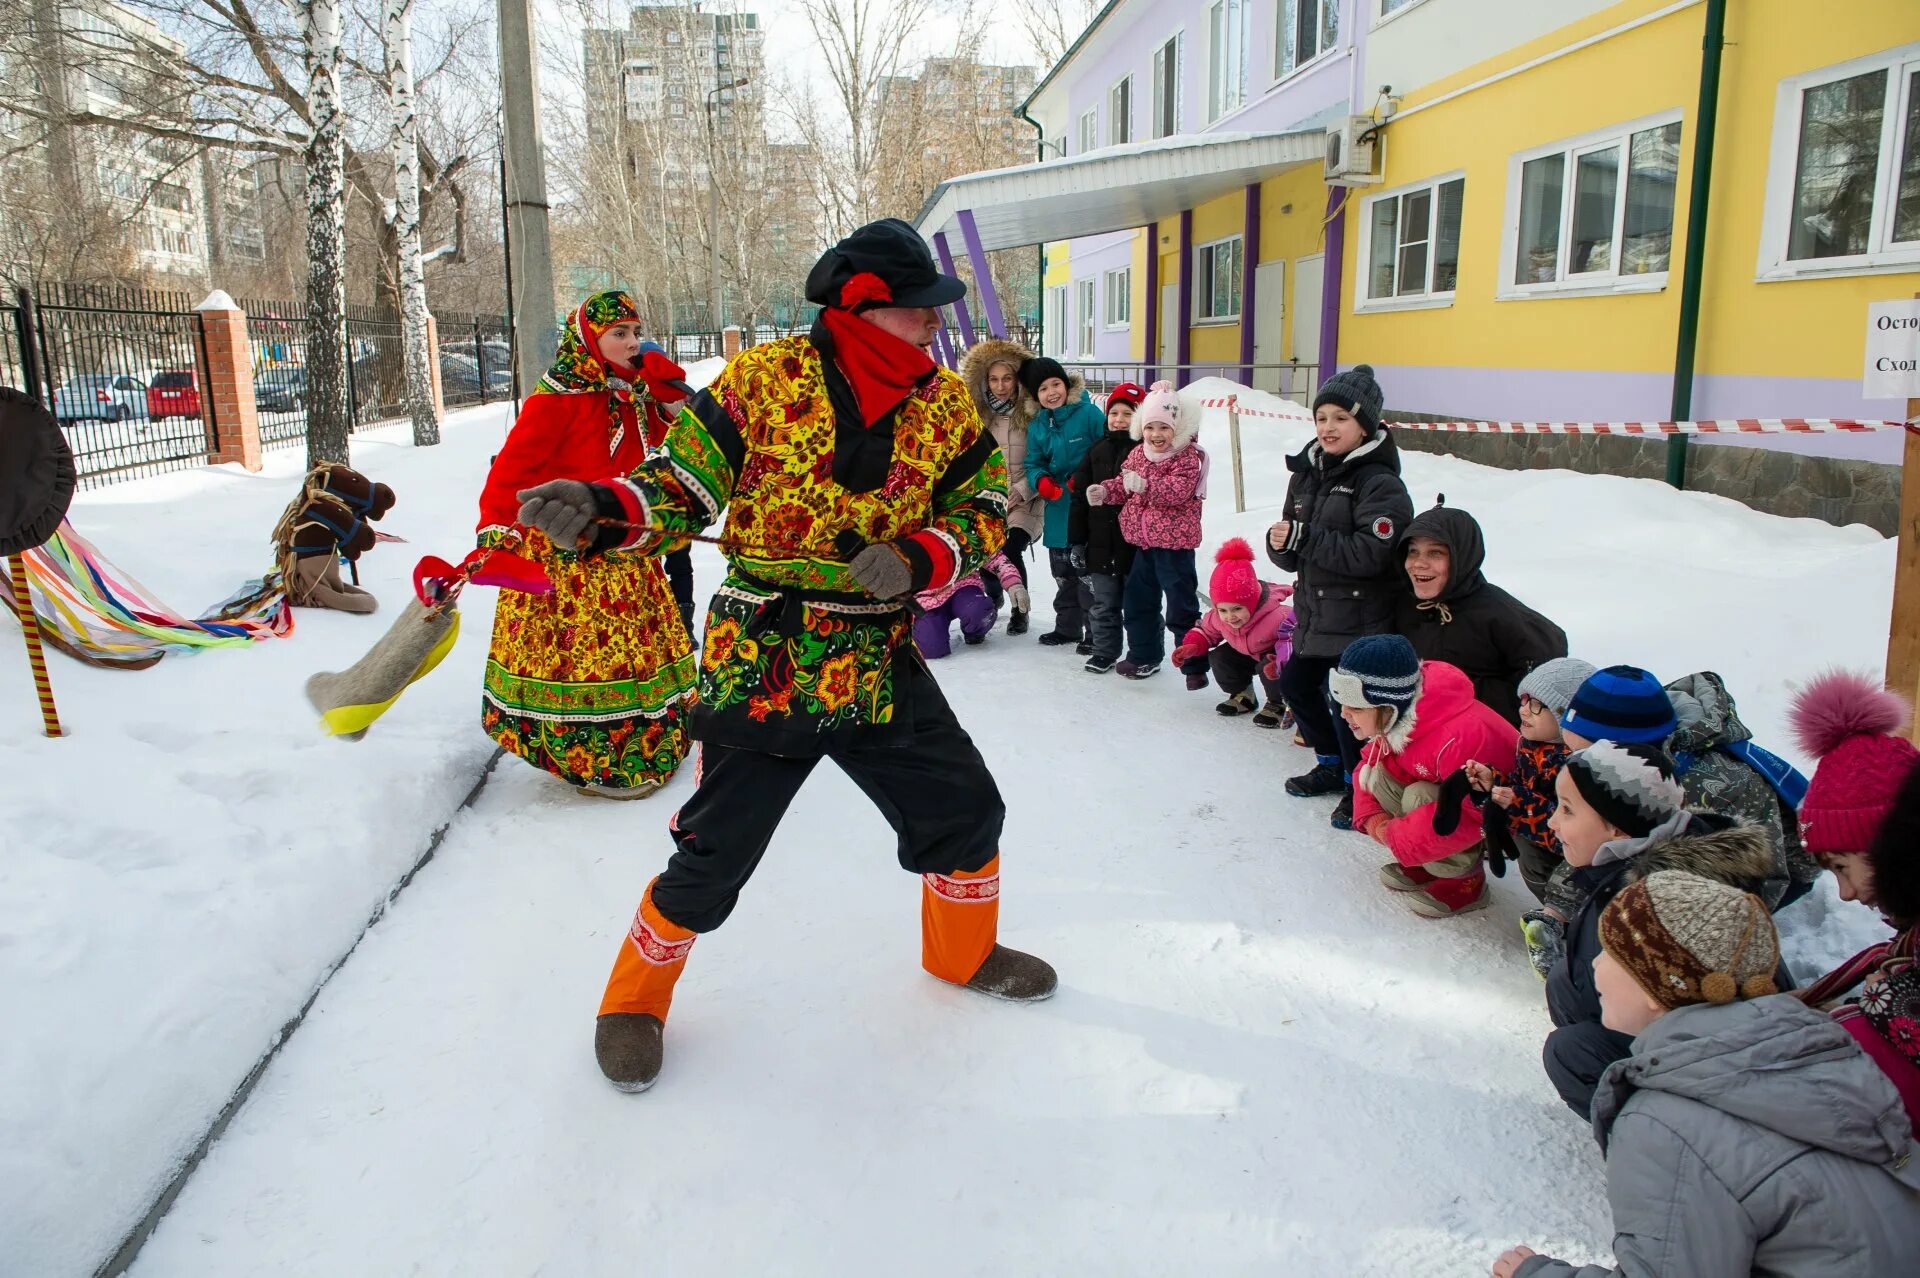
1209,538,1261,610
1789,669,1920,855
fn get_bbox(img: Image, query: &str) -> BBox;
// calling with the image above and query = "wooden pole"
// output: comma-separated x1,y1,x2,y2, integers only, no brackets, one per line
8,553,63,736
1227,394,1246,514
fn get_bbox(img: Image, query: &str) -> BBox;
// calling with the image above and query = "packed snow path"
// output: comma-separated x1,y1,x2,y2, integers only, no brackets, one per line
129,600,1618,1276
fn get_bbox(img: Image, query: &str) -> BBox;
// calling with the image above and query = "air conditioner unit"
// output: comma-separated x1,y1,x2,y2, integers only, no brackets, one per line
1324,116,1383,187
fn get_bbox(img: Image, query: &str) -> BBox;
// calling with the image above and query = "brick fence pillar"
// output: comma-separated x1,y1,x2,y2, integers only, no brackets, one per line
196,290,261,472
722,325,743,359
424,312,446,421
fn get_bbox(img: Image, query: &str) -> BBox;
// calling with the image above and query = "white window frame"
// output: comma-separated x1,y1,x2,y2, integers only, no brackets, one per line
1045,285,1070,356
1108,74,1133,146
1498,109,1683,301
1152,33,1184,139
1076,278,1098,355
1277,0,1340,83
1077,107,1099,155
1103,267,1132,328
1193,235,1244,323
1356,172,1466,313
1374,0,1435,28
1206,0,1247,124
1756,41,1920,281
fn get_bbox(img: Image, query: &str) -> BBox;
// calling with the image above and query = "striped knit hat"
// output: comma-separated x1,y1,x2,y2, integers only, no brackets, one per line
1562,665,1678,745
1330,634,1423,732
1565,741,1686,838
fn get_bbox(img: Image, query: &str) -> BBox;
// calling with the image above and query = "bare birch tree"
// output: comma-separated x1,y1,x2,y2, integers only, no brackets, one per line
793,0,935,234
1011,0,1097,68
384,0,437,445
304,0,351,466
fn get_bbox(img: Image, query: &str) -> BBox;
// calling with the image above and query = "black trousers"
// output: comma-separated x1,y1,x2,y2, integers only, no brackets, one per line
1209,646,1283,705
665,546,696,634
1278,653,1362,775
651,665,1005,933
1543,1021,1634,1119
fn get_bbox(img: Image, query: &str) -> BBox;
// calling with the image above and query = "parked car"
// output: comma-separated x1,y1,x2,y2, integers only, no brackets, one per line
439,351,513,398
53,373,150,422
146,370,202,420
254,367,307,413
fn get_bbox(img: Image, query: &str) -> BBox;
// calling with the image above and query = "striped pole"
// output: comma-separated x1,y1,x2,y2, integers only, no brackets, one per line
8,553,63,737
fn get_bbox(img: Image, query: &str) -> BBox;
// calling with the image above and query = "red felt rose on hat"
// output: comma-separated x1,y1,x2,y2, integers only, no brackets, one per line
839,272,894,309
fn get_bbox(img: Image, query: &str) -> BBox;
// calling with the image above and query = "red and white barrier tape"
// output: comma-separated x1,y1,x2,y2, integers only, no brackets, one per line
1200,396,1917,434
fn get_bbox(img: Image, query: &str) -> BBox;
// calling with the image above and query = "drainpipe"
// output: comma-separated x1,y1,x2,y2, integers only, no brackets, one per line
1019,106,1047,350
1667,0,1725,489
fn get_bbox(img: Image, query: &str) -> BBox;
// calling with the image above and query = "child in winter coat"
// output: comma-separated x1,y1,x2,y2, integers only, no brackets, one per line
1270,365,1415,832
1068,382,1147,674
1110,380,1205,681
1540,741,1786,1118
1168,538,1295,727
912,552,1028,660
960,339,1043,634
1333,635,1519,919
1493,872,1920,1278
1462,657,1596,978
1788,670,1920,1132
1021,357,1107,650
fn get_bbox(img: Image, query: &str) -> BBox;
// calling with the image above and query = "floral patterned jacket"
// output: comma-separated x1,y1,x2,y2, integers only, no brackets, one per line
600,327,1007,754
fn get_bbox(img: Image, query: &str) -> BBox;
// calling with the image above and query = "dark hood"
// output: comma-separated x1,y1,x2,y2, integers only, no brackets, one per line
1402,505,1485,601
1665,671,1753,752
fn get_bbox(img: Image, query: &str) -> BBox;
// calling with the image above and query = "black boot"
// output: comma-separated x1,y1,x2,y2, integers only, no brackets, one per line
1006,608,1029,635
1330,790,1356,831
1285,762,1347,797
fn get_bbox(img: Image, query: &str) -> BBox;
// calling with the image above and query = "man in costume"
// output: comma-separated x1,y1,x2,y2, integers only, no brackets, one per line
518,218,1058,1093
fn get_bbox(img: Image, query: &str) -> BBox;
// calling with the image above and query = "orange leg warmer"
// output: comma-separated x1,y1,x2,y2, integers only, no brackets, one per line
921,854,1000,984
598,878,697,1021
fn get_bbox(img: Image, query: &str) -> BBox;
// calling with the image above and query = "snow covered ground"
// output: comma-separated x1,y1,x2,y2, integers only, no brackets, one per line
3,378,1897,1276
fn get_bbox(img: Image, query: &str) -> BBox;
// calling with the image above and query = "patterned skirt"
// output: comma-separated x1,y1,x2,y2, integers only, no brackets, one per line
481,531,696,791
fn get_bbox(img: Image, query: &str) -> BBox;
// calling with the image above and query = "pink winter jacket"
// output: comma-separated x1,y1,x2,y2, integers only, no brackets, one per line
1352,661,1520,868
1180,582,1295,660
1115,443,1205,550
915,551,1022,611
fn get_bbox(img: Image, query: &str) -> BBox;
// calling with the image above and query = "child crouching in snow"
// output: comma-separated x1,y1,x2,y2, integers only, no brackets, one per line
912,553,1027,659
1333,635,1519,919
1111,380,1206,681
1168,538,1295,727
1492,872,1920,1278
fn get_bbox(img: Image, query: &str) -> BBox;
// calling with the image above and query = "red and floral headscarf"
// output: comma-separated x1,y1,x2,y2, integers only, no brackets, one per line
536,290,643,396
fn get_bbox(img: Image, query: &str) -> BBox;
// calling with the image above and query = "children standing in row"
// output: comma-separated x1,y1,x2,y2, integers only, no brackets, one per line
1068,381,1146,674
1021,357,1106,651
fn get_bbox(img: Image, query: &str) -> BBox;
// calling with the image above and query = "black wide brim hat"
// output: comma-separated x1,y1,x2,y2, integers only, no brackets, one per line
805,217,967,311
0,387,76,555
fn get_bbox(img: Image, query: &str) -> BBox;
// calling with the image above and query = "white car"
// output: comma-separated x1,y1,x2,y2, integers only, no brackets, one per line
54,372,151,422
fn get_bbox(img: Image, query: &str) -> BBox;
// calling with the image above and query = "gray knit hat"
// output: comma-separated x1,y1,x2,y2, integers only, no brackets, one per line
1599,871,1780,1009
1519,658,1599,719
1565,741,1686,837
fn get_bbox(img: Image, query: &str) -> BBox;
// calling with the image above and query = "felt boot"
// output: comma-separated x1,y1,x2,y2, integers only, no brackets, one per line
1406,867,1489,919
962,944,1058,1002
305,597,459,737
594,1013,664,1093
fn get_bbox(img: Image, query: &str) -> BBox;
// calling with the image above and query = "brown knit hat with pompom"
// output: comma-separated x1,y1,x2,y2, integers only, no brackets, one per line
1599,871,1780,1011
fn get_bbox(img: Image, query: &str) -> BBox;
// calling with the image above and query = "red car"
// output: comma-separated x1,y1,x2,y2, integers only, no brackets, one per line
147,370,202,420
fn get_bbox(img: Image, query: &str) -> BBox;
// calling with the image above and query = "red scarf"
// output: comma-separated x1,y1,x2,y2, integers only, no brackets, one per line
820,306,934,426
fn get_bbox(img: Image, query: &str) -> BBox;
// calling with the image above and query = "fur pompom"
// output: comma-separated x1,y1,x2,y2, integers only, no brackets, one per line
1214,537,1255,566
838,272,893,309
1789,669,1911,760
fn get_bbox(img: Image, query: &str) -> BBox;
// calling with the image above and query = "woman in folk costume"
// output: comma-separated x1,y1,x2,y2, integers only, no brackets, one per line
474,290,697,799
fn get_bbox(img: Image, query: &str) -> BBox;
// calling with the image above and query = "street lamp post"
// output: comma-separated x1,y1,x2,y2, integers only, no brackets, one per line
705,75,750,334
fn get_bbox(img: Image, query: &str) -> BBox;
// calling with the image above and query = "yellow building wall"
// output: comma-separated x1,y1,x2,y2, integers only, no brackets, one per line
1260,164,1335,371
1340,0,1920,386
1043,242,1072,290
1130,229,1150,361
1189,190,1245,363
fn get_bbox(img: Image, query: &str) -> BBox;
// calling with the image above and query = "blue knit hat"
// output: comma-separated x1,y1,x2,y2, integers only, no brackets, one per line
1562,665,1678,745
1331,635,1423,730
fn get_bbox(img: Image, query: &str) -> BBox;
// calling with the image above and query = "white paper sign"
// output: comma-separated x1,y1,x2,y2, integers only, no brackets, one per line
1865,300,1920,399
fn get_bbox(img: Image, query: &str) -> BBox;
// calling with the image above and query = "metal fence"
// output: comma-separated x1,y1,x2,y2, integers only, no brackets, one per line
21,283,217,487
234,295,311,450
436,311,515,409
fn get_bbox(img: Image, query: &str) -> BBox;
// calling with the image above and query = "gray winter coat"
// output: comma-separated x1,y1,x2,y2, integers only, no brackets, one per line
1516,995,1920,1278
1665,672,1814,907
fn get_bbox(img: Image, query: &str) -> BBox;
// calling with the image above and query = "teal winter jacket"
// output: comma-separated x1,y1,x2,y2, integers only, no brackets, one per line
1024,387,1107,548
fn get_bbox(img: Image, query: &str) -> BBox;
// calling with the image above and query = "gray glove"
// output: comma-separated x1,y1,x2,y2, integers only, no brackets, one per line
848,542,913,600
516,479,598,548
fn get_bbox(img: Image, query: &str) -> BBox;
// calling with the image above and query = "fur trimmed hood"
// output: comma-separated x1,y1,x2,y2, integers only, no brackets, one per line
1623,815,1779,891
959,338,1041,426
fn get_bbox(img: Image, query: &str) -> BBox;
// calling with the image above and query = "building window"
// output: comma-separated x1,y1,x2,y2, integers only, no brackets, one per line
1361,176,1464,304
1206,0,1246,123
1077,108,1098,154
1381,0,1418,16
1759,45,1920,276
1109,75,1133,146
1152,35,1181,139
1279,0,1339,79
1047,134,1066,160
1045,285,1070,355
1507,114,1681,293
1194,236,1243,321
1077,279,1097,354
151,181,191,213
1104,267,1132,327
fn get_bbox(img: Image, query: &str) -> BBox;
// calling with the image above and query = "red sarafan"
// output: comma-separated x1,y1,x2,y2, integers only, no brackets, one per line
1790,668,1910,759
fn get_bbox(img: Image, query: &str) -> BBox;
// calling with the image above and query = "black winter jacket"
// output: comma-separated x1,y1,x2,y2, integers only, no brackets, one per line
1393,505,1567,725
1067,431,1138,577
1267,429,1415,660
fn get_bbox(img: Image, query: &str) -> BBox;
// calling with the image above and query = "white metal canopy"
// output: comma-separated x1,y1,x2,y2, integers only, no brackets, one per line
913,129,1326,252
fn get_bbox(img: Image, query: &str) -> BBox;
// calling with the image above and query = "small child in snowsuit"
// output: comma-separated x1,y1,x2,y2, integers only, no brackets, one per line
1168,538,1295,727
1110,380,1205,681
912,552,1027,659
1068,382,1147,674
1461,657,1596,978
